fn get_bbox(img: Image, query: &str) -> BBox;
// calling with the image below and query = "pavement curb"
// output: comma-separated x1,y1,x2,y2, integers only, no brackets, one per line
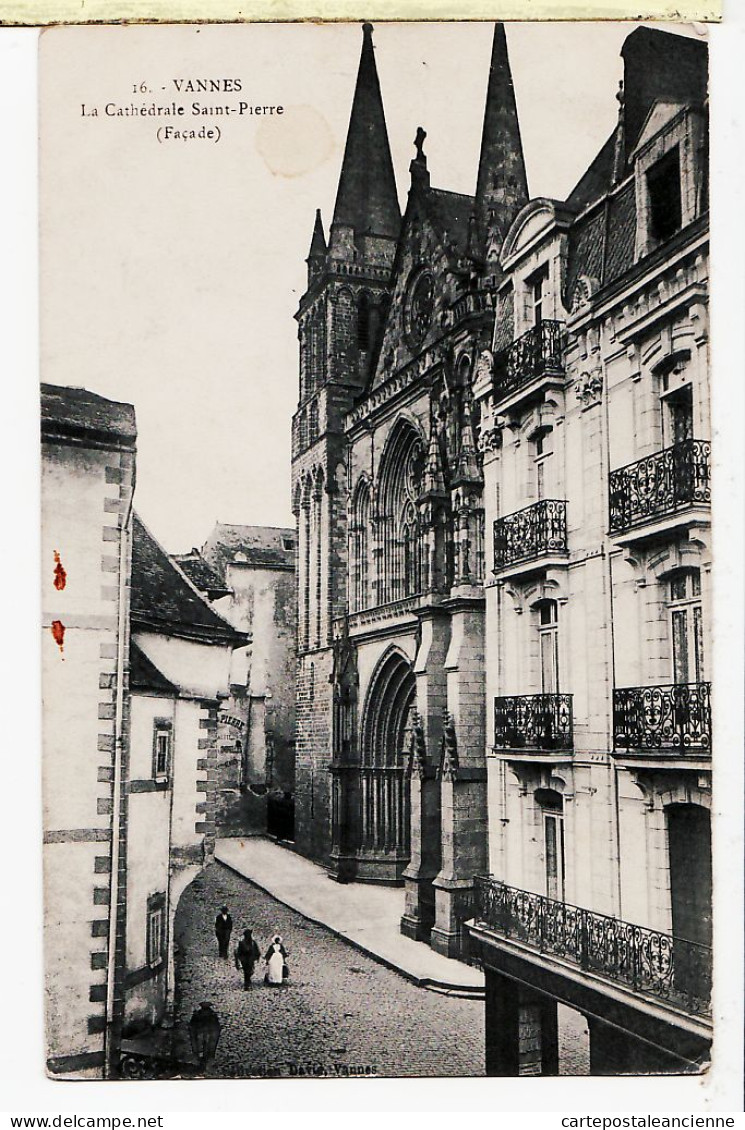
213,851,485,999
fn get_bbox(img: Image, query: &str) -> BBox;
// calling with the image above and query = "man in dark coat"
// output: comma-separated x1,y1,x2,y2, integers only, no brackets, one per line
234,928,261,989
188,1002,221,1070
214,906,232,958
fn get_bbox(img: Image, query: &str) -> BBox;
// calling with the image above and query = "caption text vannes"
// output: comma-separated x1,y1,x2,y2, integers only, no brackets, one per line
80,77,284,143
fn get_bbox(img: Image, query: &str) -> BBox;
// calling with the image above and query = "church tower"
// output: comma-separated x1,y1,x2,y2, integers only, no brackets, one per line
291,23,401,861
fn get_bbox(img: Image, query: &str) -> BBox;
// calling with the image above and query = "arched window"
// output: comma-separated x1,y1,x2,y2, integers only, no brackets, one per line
297,408,307,453
377,422,425,603
351,479,371,613
535,788,565,902
309,400,319,443
667,568,703,684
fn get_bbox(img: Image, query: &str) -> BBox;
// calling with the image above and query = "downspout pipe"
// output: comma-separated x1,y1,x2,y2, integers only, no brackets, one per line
104,482,134,1078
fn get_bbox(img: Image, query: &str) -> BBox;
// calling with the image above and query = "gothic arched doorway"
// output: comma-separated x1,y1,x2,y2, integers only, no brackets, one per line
354,649,415,883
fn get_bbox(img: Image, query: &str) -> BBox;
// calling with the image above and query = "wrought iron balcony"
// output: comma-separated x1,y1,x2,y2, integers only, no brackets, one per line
473,877,711,1019
493,320,565,402
609,439,711,537
493,499,568,572
613,682,711,755
494,694,573,752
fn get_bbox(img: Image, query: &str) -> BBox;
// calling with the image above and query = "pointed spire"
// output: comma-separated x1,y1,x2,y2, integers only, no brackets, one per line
306,208,327,284
307,208,327,260
331,23,401,241
471,24,529,264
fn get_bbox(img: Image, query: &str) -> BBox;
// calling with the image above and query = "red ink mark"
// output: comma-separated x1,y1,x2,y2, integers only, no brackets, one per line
53,550,67,591
51,620,65,657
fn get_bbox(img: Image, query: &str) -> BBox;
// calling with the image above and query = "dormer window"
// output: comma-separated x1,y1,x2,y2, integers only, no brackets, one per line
647,146,682,243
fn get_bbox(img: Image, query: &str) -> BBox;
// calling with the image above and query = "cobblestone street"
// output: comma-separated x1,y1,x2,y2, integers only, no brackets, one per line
172,861,589,1079
172,862,484,1079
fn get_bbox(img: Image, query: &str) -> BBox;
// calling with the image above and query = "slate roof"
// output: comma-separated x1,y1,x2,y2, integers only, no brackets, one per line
173,550,232,600
201,524,297,580
130,641,176,694
41,383,137,449
131,514,245,645
566,130,618,212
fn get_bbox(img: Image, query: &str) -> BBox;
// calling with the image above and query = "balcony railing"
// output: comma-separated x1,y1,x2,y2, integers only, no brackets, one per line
609,439,711,536
473,877,711,1019
613,682,712,754
493,499,568,571
494,694,573,752
493,320,565,401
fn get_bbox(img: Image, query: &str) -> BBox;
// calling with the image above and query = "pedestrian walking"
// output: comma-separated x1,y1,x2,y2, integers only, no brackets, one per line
214,905,233,959
264,935,288,987
234,928,261,989
188,1002,221,1070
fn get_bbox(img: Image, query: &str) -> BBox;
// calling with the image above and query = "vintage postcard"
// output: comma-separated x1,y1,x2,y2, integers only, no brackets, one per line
40,18,717,1084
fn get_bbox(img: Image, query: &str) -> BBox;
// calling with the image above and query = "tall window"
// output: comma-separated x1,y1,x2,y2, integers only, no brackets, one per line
357,292,370,352
377,423,424,604
152,720,172,780
531,272,545,327
537,600,560,694
351,480,370,612
661,381,693,447
668,569,703,684
309,400,319,443
402,502,421,598
536,789,565,902
647,147,682,244
146,893,166,968
533,429,553,501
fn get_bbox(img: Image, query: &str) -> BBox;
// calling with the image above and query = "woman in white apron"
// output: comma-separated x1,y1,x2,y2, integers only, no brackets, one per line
264,935,287,986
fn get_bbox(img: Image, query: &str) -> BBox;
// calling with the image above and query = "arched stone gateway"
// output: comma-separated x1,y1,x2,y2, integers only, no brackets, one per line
330,644,415,885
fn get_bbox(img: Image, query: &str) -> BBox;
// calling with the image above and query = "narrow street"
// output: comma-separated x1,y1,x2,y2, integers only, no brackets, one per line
172,861,485,1079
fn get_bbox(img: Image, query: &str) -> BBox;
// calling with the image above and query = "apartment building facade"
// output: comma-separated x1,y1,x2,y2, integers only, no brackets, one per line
467,26,711,1075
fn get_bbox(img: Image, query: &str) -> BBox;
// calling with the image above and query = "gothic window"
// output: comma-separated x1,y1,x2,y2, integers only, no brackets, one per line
377,422,425,604
401,501,421,598
357,292,370,352
667,569,703,684
535,789,565,902
297,408,307,453
351,479,371,613
309,400,319,443
405,271,434,347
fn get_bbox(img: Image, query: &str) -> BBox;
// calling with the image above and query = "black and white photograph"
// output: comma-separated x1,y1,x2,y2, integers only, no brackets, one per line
35,14,726,1091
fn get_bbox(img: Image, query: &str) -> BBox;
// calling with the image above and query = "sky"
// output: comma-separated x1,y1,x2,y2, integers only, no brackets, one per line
40,20,703,554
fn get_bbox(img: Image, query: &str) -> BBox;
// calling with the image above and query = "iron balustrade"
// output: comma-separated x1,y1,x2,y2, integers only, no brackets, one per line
494,693,573,751
493,499,568,570
473,877,711,1018
493,320,566,400
613,682,712,754
608,439,711,535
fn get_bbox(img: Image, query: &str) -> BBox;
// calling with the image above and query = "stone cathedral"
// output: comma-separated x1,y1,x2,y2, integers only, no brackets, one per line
291,22,528,958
